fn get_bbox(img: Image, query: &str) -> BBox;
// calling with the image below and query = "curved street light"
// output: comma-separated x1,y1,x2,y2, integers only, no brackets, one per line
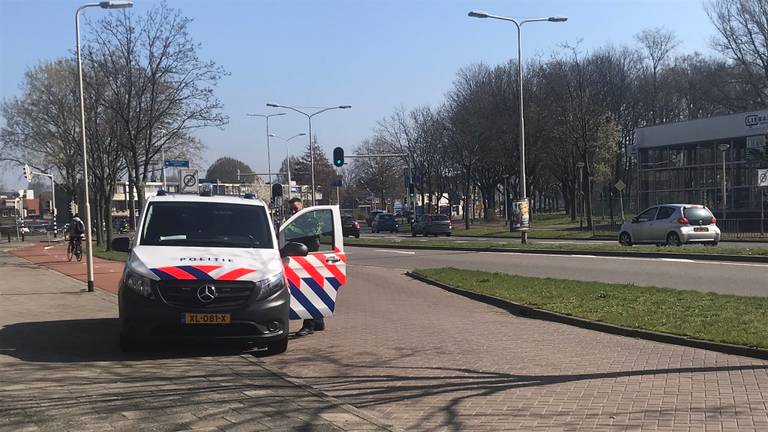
246,113,286,185
268,132,307,199
76,0,134,292
266,103,351,205
468,10,567,243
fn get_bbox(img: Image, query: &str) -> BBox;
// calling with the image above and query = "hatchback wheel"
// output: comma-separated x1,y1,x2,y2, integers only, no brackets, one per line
666,232,682,247
266,336,288,355
618,232,633,246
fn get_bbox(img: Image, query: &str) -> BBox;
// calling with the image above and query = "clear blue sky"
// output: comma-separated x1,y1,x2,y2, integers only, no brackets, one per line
1,0,716,189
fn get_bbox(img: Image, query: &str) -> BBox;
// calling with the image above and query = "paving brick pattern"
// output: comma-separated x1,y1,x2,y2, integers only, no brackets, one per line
0,247,391,432
260,262,768,431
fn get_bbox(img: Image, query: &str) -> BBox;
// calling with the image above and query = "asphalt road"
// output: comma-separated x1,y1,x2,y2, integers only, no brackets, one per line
359,228,768,249
346,245,768,297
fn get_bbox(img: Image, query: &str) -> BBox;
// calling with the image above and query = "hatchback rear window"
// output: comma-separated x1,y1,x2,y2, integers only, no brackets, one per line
683,207,714,224
379,214,395,220
430,215,449,221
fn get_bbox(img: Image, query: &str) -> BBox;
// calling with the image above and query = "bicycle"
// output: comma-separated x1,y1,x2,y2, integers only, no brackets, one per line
67,235,83,262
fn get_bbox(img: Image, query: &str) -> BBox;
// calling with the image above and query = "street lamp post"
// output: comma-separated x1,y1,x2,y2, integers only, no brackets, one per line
77,0,133,292
267,103,351,205
268,133,307,199
718,143,730,220
469,10,567,243
576,162,585,230
247,113,286,186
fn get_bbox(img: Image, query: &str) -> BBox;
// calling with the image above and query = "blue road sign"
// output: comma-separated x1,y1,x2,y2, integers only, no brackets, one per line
164,160,189,168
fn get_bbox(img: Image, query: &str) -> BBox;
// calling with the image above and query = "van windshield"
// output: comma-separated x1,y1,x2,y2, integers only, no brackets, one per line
140,202,273,248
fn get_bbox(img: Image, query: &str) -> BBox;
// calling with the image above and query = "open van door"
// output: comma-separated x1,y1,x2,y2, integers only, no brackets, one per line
279,205,346,320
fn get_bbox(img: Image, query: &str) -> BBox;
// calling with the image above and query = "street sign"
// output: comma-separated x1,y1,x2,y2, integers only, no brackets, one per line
178,169,199,193
614,179,626,191
759,169,768,187
164,160,189,168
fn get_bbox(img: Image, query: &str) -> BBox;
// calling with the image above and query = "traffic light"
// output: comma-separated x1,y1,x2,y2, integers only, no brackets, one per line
333,147,345,167
271,183,283,199
23,164,32,182
408,182,415,198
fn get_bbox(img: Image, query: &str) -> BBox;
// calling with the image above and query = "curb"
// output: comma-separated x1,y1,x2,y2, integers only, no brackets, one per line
348,242,768,263
245,359,402,432
406,271,768,361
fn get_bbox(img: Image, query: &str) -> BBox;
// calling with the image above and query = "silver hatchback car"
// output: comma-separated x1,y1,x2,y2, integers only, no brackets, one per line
618,204,721,246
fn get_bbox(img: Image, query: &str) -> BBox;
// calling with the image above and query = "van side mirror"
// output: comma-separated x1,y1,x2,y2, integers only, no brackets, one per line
280,241,308,258
111,237,131,252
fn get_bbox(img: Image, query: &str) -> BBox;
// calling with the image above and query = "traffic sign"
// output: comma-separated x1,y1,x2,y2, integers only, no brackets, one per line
164,160,189,168
178,169,199,193
759,169,768,187
614,179,626,191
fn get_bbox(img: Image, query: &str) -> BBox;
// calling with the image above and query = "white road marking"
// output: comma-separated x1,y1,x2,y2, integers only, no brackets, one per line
569,254,598,258
475,250,768,267
44,245,56,250
374,249,416,255
660,258,694,263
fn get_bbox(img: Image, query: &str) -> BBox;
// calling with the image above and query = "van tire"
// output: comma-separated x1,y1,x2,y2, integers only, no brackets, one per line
266,336,288,355
119,333,141,353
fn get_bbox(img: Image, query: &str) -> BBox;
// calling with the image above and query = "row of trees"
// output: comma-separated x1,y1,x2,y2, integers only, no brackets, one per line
344,0,768,229
0,4,225,248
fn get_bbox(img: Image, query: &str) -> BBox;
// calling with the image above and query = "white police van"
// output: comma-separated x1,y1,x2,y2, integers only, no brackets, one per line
112,191,346,354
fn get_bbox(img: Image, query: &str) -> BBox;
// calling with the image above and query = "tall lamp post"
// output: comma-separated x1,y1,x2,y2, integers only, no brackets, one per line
77,0,133,292
266,103,351,205
247,113,286,186
268,133,307,199
718,143,730,220
468,10,567,243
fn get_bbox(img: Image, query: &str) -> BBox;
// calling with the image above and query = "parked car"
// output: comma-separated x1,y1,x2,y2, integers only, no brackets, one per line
618,204,720,246
412,214,452,237
365,210,384,227
371,213,399,233
341,215,360,238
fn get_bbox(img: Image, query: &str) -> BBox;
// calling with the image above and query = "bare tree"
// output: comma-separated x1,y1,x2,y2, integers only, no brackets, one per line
706,0,768,107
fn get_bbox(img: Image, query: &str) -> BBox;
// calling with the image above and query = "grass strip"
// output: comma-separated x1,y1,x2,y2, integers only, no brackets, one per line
412,267,768,349
92,244,128,262
346,237,768,257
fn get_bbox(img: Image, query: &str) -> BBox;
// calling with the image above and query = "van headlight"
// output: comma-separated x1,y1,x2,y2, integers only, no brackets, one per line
125,271,156,299
255,273,285,301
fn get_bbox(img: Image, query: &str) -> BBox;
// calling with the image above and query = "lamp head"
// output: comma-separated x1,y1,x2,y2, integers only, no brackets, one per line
99,1,133,9
468,10,490,18
548,16,568,22
338,105,352,109
266,103,279,108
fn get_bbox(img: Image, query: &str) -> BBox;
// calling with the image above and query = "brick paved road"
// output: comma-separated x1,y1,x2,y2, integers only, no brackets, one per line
258,259,768,432
0,247,392,432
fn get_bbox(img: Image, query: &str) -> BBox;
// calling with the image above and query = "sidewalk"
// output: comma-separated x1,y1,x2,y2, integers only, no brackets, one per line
0,244,394,432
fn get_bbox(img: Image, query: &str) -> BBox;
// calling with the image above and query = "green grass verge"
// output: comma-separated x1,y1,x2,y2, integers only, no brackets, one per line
92,244,128,262
413,268,768,349
346,237,768,256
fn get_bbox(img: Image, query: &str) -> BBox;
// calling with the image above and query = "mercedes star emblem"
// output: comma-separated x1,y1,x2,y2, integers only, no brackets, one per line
197,285,217,303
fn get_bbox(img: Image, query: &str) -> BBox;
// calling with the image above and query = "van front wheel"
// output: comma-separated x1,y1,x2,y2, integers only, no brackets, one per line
266,336,288,355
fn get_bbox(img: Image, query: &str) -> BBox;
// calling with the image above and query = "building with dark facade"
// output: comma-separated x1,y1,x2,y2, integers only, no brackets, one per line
635,109,768,224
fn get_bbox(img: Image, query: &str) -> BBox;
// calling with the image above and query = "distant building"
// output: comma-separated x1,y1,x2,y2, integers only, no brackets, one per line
635,109,768,219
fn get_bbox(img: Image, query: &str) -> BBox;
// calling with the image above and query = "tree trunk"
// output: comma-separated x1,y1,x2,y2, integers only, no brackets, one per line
464,168,471,230
128,171,136,230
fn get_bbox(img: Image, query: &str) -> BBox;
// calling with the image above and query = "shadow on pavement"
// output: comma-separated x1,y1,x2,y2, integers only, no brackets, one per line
0,318,261,362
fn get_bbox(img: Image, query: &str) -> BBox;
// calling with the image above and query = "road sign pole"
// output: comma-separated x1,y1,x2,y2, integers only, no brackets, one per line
619,190,625,223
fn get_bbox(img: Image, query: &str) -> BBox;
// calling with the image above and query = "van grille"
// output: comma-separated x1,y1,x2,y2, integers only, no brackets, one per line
157,280,255,310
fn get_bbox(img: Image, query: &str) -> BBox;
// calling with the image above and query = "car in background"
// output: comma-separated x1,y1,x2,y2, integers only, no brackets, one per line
365,210,384,227
412,214,452,237
371,213,399,233
618,204,720,246
341,215,360,238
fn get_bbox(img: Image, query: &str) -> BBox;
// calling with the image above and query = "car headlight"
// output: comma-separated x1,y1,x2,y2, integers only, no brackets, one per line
255,273,285,301
124,270,156,299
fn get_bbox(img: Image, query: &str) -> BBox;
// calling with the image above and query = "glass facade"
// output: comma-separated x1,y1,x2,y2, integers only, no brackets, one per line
638,133,768,216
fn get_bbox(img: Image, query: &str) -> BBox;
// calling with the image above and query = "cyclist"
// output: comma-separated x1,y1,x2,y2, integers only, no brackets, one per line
68,214,86,260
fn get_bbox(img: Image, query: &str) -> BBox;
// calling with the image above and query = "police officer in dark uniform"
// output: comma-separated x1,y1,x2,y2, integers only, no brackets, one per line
287,197,326,337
